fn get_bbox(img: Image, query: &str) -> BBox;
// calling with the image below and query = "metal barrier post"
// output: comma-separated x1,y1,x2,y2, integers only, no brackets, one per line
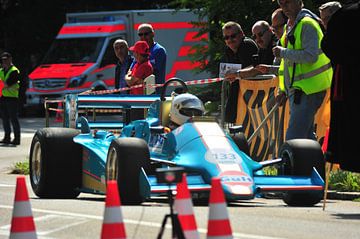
44,98,49,127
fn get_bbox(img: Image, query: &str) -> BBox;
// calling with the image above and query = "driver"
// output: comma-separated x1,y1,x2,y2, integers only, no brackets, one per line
168,93,205,130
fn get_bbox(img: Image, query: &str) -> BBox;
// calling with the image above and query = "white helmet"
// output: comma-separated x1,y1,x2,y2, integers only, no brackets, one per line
169,93,205,125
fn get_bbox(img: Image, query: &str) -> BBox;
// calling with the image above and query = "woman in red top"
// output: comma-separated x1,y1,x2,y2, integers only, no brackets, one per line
125,41,153,95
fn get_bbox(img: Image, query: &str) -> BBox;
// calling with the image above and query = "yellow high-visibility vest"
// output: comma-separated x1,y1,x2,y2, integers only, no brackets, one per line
278,17,332,94
0,65,20,98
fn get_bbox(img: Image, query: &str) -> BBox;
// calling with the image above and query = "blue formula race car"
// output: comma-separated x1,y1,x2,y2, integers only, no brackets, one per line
29,78,325,206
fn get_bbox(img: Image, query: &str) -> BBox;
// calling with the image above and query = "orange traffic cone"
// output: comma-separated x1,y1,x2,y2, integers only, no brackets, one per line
206,177,233,239
101,180,126,239
55,101,63,123
174,173,200,239
10,176,37,239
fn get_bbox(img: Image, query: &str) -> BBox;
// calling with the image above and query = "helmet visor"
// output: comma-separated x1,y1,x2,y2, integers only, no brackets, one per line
179,108,203,117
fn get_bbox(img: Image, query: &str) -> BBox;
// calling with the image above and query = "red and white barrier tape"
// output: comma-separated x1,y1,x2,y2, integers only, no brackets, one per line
84,78,222,95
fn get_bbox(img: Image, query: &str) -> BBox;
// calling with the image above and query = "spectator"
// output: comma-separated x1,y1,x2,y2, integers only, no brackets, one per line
271,8,288,41
0,52,21,145
273,0,332,140
221,21,258,123
319,1,342,30
125,41,153,95
113,39,133,94
137,23,167,94
252,20,278,65
321,0,360,172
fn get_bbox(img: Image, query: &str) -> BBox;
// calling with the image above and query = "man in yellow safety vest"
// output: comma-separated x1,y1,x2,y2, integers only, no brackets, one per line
0,52,21,145
274,0,332,140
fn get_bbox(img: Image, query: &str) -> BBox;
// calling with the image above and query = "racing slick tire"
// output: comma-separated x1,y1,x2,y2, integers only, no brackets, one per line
231,132,250,156
29,128,82,198
106,137,150,205
279,139,325,207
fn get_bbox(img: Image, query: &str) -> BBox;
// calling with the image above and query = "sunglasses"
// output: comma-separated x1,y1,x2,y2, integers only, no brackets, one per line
223,33,239,40
138,31,152,37
252,28,268,39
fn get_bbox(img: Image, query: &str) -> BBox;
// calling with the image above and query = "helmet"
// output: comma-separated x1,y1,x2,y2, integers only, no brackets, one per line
169,93,205,126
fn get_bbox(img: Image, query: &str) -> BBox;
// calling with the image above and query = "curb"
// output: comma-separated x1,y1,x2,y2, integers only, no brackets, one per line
327,191,360,200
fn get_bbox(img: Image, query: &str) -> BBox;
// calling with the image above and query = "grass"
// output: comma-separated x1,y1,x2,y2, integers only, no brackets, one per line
11,161,29,175
329,170,360,192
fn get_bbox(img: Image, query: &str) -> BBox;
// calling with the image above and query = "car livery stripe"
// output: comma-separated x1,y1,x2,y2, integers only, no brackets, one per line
59,24,125,35
259,185,323,191
193,122,242,173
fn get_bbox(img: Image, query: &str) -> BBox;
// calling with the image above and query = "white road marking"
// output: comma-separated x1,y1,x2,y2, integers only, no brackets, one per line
0,184,15,187
0,205,286,239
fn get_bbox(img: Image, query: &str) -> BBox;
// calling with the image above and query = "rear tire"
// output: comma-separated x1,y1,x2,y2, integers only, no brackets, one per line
29,128,82,198
106,138,150,205
279,139,325,206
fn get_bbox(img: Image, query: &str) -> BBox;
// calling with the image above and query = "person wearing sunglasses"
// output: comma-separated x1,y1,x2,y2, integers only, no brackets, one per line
252,20,278,65
137,23,167,94
221,21,258,124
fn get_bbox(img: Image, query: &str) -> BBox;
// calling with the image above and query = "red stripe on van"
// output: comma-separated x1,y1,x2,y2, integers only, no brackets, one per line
59,24,125,35
178,46,196,57
134,22,195,30
166,60,203,79
184,32,209,42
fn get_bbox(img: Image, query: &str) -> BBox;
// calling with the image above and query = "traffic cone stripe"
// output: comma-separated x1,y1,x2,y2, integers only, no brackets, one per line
207,220,232,236
105,182,121,207
174,198,195,215
10,217,36,232
103,207,124,223
209,179,225,204
12,202,33,217
184,230,201,239
9,231,37,239
14,178,30,201
208,203,229,220
177,214,197,230
101,223,126,239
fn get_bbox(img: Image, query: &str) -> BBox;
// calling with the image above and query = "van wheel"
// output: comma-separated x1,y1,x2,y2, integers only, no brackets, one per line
106,138,150,205
279,139,325,206
29,128,82,198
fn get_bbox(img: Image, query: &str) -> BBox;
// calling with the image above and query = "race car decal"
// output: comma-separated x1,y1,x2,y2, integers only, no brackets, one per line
219,171,253,195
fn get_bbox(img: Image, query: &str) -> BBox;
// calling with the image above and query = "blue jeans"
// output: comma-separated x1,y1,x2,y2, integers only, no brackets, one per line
286,90,326,140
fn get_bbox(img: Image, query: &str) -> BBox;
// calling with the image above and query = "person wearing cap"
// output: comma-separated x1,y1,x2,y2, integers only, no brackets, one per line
137,23,167,94
125,41,153,95
0,52,21,145
113,39,133,94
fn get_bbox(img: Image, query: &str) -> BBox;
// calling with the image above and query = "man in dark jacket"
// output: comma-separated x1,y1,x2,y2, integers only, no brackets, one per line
222,21,258,123
321,1,360,173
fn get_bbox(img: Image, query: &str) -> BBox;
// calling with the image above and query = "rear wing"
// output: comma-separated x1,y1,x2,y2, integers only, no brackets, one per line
64,94,160,130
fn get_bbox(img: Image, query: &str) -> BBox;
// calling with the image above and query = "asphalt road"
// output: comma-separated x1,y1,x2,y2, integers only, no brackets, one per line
0,117,359,239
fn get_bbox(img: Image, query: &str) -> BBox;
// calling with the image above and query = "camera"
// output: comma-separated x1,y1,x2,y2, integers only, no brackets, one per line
156,167,184,184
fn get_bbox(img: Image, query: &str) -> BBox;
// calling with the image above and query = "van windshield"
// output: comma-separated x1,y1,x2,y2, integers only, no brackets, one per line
42,37,105,64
